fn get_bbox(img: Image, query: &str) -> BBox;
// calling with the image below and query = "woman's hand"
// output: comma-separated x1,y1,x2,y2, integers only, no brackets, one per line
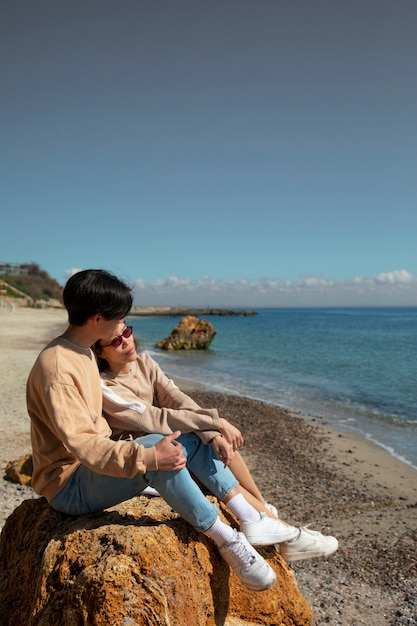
211,434,235,467
218,418,244,451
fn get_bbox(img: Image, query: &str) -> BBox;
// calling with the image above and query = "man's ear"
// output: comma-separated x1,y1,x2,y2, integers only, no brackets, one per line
88,313,101,328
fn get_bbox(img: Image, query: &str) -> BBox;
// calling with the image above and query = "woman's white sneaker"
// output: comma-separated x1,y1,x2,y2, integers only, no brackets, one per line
265,502,279,517
241,512,299,546
218,529,276,591
279,526,339,562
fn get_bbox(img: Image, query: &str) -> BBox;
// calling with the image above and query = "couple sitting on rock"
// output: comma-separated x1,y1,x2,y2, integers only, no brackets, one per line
27,269,338,593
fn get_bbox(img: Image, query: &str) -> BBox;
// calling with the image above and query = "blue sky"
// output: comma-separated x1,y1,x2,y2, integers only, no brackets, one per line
2,1,416,307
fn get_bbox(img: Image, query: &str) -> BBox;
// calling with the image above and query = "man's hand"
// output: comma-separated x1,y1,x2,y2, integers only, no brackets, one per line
155,431,187,471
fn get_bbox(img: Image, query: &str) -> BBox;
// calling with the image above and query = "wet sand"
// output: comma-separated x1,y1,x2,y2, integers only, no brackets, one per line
0,307,416,625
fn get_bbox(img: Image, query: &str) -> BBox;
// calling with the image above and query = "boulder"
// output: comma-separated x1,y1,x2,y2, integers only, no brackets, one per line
0,495,312,626
5,452,33,485
156,315,216,350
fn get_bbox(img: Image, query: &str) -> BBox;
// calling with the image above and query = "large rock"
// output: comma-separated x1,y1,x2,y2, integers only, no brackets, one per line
156,315,216,350
5,452,33,485
0,495,312,626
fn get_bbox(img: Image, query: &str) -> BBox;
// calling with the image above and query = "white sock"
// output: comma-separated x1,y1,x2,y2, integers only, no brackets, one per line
226,493,262,522
203,516,236,547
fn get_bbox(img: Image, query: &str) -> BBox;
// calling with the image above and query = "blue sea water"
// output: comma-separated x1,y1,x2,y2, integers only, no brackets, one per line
127,307,417,469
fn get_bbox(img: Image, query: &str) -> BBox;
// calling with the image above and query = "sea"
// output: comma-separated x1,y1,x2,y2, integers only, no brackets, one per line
126,307,417,470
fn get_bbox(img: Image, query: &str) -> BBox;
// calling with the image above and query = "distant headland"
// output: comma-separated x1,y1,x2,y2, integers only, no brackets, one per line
130,306,257,317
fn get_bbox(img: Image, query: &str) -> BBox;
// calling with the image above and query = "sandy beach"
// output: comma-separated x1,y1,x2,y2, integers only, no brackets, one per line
0,307,416,625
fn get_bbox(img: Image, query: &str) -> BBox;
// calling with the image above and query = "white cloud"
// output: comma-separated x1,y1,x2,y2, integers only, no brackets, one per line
375,269,414,284
64,268,83,281
130,270,417,308
63,268,416,307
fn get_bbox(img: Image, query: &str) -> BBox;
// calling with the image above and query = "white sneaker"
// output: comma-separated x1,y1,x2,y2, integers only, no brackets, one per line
265,502,279,517
279,526,339,562
241,512,299,546
218,529,276,591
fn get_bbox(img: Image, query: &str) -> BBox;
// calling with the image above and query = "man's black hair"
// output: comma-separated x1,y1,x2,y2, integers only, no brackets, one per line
63,269,133,326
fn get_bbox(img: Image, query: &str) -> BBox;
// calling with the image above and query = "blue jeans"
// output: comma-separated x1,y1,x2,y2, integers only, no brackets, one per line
51,433,238,533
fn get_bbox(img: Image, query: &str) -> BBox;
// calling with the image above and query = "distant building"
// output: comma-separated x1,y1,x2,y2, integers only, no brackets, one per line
0,263,29,276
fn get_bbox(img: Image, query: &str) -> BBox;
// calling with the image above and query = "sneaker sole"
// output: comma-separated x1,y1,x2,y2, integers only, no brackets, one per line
280,541,339,562
243,575,276,592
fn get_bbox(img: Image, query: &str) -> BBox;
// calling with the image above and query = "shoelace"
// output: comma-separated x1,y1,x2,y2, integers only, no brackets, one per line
228,536,256,566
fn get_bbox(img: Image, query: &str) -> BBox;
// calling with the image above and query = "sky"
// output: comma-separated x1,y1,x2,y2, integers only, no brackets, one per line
2,1,416,307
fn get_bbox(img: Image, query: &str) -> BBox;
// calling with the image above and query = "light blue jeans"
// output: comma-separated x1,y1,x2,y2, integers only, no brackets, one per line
51,432,238,533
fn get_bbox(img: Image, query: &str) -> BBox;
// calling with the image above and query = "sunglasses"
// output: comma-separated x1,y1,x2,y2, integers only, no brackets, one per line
100,326,133,349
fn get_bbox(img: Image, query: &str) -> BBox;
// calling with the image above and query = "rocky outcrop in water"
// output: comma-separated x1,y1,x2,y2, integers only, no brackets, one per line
156,315,217,350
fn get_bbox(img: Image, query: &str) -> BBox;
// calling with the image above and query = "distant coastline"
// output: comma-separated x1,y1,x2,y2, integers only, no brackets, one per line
130,306,257,317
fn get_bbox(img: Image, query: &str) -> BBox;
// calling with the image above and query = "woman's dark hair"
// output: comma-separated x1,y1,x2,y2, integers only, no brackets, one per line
92,345,109,372
63,269,133,326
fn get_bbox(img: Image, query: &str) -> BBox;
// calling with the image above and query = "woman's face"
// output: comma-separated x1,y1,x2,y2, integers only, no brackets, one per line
98,326,138,371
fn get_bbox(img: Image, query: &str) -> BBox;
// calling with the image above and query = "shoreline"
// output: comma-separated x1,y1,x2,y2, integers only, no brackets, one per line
166,372,417,473
1,307,416,625
173,374,417,520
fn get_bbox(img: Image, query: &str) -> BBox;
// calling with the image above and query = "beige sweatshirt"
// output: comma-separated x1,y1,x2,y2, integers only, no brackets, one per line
27,337,158,503
101,353,221,444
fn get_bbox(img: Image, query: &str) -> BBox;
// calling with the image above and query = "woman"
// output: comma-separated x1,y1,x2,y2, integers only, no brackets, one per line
96,328,276,513
92,325,339,562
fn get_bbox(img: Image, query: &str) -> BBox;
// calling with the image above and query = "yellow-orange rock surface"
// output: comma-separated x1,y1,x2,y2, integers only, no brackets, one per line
5,452,33,485
156,315,216,350
0,495,312,625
